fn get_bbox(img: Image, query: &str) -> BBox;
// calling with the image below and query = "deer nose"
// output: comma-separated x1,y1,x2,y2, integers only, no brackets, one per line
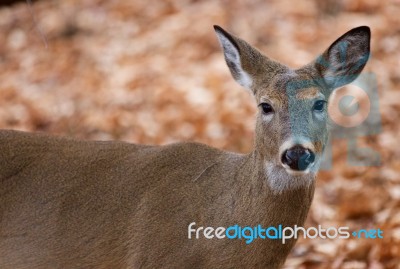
281,145,315,171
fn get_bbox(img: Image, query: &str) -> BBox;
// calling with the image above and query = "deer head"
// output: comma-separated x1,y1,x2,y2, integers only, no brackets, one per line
214,25,370,192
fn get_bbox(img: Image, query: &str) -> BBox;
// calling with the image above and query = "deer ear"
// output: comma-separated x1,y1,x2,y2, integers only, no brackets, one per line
315,26,371,90
214,25,253,89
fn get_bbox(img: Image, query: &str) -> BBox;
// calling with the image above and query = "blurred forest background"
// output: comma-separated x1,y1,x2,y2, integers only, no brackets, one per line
0,0,399,268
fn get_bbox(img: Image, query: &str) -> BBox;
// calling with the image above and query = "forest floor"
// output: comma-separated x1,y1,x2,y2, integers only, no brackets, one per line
0,0,400,268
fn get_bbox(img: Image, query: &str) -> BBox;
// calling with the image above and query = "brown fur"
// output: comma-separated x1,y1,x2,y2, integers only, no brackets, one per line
0,25,370,268
296,88,320,100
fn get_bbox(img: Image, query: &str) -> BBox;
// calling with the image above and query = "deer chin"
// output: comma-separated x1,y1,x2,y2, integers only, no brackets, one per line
265,162,316,193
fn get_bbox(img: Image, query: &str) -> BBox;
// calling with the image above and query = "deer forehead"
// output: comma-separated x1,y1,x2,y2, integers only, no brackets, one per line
255,72,324,107
296,88,324,100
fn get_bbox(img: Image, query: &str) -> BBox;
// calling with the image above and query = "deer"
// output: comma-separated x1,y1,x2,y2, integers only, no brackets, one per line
0,25,370,268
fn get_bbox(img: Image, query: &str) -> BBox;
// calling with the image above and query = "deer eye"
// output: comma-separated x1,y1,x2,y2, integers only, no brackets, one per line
259,103,274,114
313,100,326,112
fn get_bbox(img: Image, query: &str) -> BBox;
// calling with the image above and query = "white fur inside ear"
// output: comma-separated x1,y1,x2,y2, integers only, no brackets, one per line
215,32,253,89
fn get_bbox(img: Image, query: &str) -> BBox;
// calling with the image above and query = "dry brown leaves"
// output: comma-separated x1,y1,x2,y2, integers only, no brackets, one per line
0,0,399,268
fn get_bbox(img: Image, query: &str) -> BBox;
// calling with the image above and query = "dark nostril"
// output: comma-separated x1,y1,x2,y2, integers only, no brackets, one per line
281,145,315,171
300,150,315,170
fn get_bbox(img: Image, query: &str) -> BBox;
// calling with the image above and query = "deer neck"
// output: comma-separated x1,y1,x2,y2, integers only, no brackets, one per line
231,150,316,228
